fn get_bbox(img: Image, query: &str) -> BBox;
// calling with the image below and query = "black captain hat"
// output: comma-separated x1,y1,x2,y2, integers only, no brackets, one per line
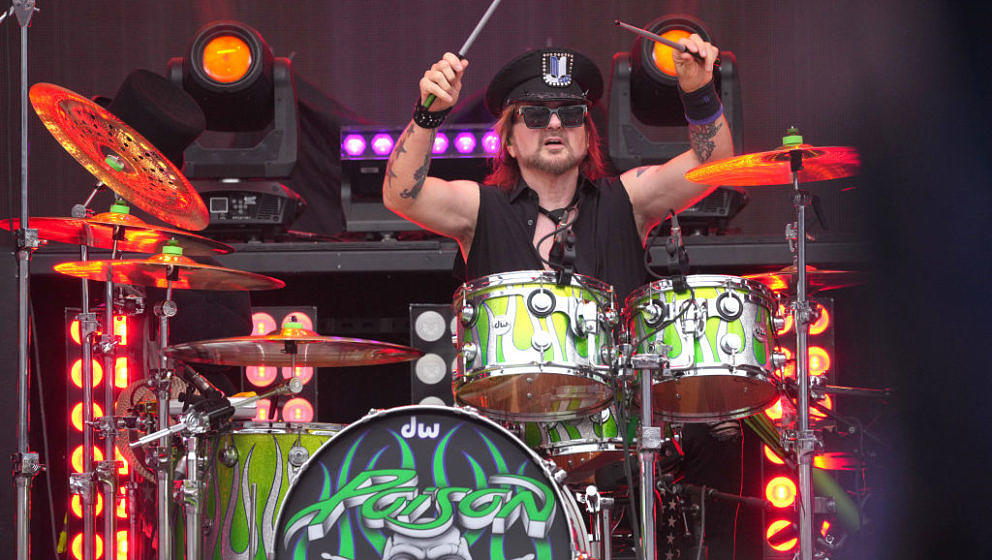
484,47,604,117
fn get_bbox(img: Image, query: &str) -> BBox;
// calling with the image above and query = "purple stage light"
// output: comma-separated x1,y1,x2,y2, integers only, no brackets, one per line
371,133,395,156
454,132,477,154
482,130,500,154
432,133,450,154
343,134,367,156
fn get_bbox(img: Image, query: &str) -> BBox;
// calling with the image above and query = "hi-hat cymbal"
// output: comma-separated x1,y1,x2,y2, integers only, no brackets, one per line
686,144,860,186
54,249,284,291
164,323,424,367
3,209,232,256
744,265,865,293
29,83,209,231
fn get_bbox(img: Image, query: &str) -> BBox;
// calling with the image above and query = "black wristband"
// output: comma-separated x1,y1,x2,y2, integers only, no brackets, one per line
678,79,723,125
413,100,452,129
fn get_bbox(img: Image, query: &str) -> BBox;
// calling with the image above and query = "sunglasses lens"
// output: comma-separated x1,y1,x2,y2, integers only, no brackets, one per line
558,105,586,127
521,106,551,128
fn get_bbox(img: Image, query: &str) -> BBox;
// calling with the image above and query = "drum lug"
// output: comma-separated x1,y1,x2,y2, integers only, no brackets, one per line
219,442,238,468
772,315,786,332
459,342,478,363
772,351,788,370
720,333,744,355
288,443,310,468
716,291,744,321
575,300,598,336
458,303,477,327
531,330,553,352
641,301,667,328
527,288,556,318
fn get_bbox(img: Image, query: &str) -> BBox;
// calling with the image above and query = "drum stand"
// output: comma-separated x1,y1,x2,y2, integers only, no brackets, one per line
151,279,178,560
785,149,819,560
580,486,615,560
12,4,39,560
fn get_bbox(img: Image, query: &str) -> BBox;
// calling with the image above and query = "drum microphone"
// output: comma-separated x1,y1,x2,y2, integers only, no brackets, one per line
665,211,689,292
179,365,224,399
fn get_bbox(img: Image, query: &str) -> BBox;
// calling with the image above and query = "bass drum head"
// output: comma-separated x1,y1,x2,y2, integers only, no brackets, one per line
274,405,587,560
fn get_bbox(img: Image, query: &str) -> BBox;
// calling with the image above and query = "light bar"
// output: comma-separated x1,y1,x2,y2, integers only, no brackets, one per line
341,124,498,160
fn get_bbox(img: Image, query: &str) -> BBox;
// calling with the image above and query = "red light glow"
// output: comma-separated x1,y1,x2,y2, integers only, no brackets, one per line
283,398,314,422
70,359,104,388
809,346,832,376
281,365,313,385
776,347,795,379
70,532,104,560
810,303,830,335
71,445,105,474
246,365,276,387
766,520,798,552
765,397,785,421
765,476,798,508
810,394,835,419
252,312,277,335
254,399,273,421
116,495,128,519
114,357,129,388
115,446,129,475
70,492,103,517
820,520,832,538
113,315,128,346
764,445,785,465
70,402,104,432
281,312,314,331
776,304,794,335
117,530,128,560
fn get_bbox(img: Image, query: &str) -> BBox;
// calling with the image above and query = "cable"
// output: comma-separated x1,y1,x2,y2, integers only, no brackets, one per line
732,418,744,560
29,302,60,559
695,486,706,560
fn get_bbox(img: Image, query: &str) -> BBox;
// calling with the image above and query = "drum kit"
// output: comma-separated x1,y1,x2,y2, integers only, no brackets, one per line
10,74,871,560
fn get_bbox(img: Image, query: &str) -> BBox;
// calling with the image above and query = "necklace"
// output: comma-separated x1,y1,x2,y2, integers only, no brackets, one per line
537,189,581,225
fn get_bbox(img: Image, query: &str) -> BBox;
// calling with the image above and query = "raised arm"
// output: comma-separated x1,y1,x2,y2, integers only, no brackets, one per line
620,34,734,240
382,52,480,251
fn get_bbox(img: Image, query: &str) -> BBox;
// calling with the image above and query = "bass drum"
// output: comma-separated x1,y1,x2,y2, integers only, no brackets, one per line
273,405,590,560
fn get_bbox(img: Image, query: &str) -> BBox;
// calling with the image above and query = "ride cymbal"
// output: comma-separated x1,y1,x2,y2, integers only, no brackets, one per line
686,144,860,186
29,83,209,230
744,265,865,293
54,248,284,291
164,323,424,367
3,208,232,256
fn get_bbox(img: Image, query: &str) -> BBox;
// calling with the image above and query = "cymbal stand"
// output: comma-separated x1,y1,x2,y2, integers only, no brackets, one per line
11,3,40,560
151,277,178,560
579,485,614,560
786,147,819,560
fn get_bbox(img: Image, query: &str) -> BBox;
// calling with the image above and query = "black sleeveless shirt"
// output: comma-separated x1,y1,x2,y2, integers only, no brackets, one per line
464,175,648,302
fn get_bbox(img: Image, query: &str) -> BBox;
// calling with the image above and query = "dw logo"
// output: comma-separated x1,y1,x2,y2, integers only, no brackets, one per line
400,416,440,439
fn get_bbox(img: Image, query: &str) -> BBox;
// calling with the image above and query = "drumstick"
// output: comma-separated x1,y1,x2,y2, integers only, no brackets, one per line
422,0,502,109
614,19,721,67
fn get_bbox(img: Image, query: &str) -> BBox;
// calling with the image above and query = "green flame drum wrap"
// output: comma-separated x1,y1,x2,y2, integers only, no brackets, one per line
176,423,344,560
272,405,590,560
453,271,617,422
625,275,780,422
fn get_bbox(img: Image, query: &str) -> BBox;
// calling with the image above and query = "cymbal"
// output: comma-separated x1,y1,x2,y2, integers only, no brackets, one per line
3,208,232,256
743,265,865,292
53,247,284,291
164,323,424,367
686,144,860,186
29,83,209,231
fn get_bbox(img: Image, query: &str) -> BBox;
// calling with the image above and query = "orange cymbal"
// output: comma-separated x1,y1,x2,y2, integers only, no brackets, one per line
744,265,865,293
686,144,860,186
54,249,283,291
164,323,424,367
29,83,209,231
3,209,232,256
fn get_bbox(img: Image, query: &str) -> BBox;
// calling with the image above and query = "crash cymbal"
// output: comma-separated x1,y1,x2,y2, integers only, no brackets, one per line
744,265,865,293
3,204,232,256
53,245,284,291
29,83,209,231
686,144,860,186
164,323,424,367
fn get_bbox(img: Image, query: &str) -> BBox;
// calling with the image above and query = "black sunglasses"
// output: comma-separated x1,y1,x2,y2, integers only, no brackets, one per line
516,104,588,129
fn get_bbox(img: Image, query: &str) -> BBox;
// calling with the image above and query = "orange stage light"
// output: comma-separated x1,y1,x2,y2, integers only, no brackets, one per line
809,346,832,376
810,394,835,419
70,532,103,560
70,359,104,388
254,399,272,422
650,29,691,78
115,446,129,475
776,303,794,335
116,530,129,560
70,445,105,474
765,397,785,421
246,365,276,387
764,445,785,465
116,495,128,519
70,402,104,432
202,35,252,83
113,315,128,346
114,356,129,388
282,398,314,422
70,492,103,518
766,520,798,552
810,303,830,335
252,312,277,336
765,476,798,508
281,365,313,385
776,347,795,379
820,520,832,538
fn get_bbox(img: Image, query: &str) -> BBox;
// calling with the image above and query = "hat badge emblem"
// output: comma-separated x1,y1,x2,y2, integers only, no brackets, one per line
541,52,573,87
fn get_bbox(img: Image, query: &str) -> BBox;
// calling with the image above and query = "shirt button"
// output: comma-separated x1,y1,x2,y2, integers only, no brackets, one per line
527,219,534,226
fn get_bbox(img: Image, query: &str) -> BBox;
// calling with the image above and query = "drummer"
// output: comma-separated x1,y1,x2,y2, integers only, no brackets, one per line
383,41,741,555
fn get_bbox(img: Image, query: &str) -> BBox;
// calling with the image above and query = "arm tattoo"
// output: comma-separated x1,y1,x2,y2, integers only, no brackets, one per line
634,166,650,178
688,121,723,162
384,123,411,189
400,128,437,200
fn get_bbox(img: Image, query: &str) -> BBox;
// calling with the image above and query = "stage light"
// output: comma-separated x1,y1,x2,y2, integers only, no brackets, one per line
776,303,794,335
70,493,104,518
281,311,314,331
820,520,831,538
765,476,798,508
432,132,450,155
481,130,500,154
281,365,313,385
71,445,105,474
113,315,128,345
776,346,795,379
201,34,253,84
765,396,785,421
810,303,831,335
810,394,835,419
343,134,368,157
371,133,395,156
116,530,129,560
115,446,129,475
116,495,128,519
70,533,104,560
454,132,477,154
764,445,785,465
765,520,798,552
70,359,104,388
254,398,273,421
246,365,276,387
809,346,831,376
114,356,129,388
282,398,314,422
252,312,277,335
70,402,104,432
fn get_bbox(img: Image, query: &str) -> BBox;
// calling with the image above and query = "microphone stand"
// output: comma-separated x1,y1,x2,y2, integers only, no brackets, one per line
11,3,39,560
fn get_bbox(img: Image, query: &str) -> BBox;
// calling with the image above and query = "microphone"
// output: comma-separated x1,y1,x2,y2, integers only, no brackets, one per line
179,365,224,399
665,211,689,292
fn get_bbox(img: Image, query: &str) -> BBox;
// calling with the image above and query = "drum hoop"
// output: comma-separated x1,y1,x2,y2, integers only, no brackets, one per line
229,421,348,436
457,270,615,300
455,362,616,380
272,404,588,557
624,274,776,309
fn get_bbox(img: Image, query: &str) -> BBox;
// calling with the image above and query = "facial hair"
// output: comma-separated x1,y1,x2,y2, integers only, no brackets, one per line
518,136,585,176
